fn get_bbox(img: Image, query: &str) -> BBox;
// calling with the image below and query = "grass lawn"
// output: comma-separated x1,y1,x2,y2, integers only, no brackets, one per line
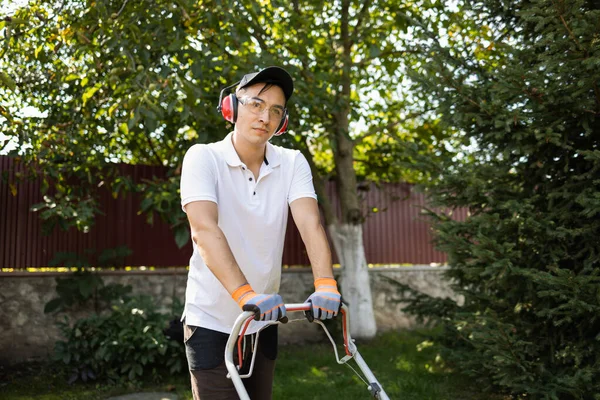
0,329,502,400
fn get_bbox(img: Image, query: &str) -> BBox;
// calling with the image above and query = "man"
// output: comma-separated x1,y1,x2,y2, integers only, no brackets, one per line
179,66,341,400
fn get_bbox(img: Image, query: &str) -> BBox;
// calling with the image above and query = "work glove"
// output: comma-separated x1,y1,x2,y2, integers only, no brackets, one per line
305,277,341,322
232,283,287,322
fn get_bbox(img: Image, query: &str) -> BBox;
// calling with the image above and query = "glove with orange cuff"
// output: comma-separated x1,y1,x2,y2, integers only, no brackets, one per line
232,283,287,322
305,277,341,322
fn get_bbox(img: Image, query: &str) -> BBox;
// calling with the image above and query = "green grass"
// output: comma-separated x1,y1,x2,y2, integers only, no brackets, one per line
273,329,494,400
1,329,503,400
0,363,192,400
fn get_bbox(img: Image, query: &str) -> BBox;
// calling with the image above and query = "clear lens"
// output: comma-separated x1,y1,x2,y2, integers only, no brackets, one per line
240,98,284,119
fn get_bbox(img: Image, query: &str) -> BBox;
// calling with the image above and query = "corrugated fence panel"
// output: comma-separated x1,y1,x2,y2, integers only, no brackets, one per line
1,156,463,268
360,182,446,264
0,158,191,269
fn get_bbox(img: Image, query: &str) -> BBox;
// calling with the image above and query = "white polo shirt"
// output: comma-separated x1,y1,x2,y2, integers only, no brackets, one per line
180,132,317,334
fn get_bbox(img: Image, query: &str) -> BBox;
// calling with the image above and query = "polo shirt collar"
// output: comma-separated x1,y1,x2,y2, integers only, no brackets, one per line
222,132,281,169
223,132,243,167
264,140,281,168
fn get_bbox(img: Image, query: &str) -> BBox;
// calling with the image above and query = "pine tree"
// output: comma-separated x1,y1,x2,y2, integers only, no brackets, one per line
404,1,600,398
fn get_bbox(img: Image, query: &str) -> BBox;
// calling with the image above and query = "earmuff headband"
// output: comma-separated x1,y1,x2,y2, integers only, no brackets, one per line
216,81,240,114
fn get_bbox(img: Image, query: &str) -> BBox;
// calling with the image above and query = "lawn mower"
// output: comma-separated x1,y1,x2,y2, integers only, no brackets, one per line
225,302,391,399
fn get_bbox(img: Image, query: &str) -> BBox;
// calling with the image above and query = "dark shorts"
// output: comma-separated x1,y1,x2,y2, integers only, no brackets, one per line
184,322,278,400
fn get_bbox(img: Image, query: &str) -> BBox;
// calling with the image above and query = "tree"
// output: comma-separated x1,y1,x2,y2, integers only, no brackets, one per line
1,0,453,338
400,0,600,397
216,0,460,338
0,0,254,242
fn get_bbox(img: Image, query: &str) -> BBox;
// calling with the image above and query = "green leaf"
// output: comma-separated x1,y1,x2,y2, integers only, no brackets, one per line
8,18,27,25
82,85,100,106
79,279,95,298
127,109,140,131
119,122,128,135
369,44,381,58
44,298,63,314
35,44,43,59
139,197,153,212
174,226,189,249
108,103,119,116
0,72,17,91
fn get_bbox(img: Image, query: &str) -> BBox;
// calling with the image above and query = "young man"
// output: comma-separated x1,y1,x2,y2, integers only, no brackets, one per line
180,66,341,400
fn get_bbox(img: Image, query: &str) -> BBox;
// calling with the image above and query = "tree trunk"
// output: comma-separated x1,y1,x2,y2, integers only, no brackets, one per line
328,223,377,339
316,0,376,340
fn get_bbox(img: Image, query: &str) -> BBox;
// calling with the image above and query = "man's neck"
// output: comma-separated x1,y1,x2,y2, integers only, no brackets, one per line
231,133,266,170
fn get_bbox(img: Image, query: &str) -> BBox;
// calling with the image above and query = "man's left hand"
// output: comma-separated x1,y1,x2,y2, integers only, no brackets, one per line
305,277,341,321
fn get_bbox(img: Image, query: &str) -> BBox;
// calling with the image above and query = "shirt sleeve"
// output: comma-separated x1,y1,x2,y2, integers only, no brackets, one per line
288,151,318,204
180,144,218,212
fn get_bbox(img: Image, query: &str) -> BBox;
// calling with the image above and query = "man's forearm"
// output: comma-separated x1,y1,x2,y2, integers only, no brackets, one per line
303,224,334,280
193,227,248,294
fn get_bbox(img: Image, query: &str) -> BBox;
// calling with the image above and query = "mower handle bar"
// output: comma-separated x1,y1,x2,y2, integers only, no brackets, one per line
224,302,390,400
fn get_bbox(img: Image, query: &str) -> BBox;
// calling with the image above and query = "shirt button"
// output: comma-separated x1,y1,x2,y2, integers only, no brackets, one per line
242,166,245,170
249,178,253,181
253,192,256,195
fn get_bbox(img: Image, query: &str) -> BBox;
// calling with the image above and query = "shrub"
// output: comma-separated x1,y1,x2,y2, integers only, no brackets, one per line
54,295,185,384
44,247,134,314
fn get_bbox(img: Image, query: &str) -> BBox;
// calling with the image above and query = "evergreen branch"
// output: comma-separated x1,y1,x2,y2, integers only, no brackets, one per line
496,323,527,372
444,76,492,116
593,81,600,112
553,5,584,53
397,10,491,81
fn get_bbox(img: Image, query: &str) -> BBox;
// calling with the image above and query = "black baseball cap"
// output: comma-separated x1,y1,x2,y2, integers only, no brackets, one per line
238,66,294,102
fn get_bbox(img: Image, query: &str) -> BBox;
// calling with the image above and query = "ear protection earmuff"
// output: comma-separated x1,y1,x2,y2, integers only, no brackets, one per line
217,83,289,136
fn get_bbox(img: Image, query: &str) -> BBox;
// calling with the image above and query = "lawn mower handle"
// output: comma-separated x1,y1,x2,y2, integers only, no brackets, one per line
225,302,389,400
224,303,313,400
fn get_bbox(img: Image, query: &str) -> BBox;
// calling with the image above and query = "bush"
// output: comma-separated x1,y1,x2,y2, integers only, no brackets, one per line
44,247,134,314
54,295,185,384
44,269,133,314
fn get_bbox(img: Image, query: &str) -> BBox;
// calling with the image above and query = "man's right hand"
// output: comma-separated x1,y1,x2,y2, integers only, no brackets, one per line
232,283,287,322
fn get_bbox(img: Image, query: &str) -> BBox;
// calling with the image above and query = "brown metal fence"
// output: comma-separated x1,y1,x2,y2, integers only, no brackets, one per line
1,156,462,268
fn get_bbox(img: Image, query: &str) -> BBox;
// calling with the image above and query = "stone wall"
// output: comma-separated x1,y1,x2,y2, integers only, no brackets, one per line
0,266,460,366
